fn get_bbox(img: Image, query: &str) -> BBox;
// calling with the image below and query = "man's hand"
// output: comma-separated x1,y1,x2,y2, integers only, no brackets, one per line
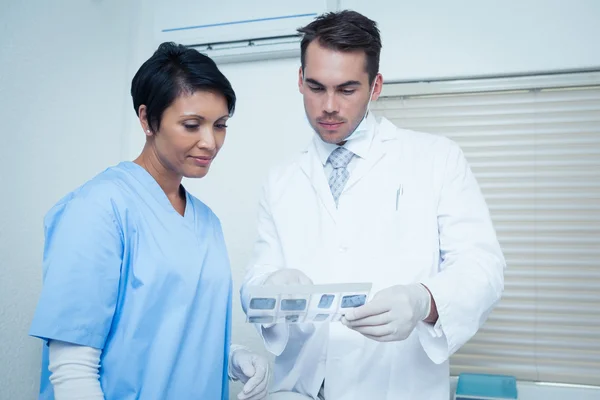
341,284,432,342
264,268,313,285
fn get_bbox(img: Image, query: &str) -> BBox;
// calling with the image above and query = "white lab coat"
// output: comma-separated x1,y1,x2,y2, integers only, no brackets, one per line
241,115,505,400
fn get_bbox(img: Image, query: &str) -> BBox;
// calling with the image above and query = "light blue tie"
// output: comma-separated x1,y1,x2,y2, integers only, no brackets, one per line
327,147,354,206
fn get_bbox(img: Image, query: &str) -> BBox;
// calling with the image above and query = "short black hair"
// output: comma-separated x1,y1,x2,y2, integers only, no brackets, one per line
131,42,236,133
298,10,382,84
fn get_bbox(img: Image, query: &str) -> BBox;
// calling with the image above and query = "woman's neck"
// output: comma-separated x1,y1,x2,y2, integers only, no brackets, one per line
134,146,184,208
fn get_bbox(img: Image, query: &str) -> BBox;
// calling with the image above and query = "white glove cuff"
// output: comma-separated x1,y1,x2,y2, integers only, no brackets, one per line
417,283,432,321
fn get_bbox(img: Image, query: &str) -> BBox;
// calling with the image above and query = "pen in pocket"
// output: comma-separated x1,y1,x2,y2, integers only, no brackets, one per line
395,184,403,211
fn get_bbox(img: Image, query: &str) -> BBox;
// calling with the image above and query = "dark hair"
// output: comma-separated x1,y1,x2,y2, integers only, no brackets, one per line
131,42,236,132
298,10,382,84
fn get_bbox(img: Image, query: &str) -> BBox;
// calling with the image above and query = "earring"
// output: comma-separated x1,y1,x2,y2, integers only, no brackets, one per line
146,129,150,133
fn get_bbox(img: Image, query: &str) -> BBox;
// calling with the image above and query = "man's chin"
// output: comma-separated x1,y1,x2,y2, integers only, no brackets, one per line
317,129,350,145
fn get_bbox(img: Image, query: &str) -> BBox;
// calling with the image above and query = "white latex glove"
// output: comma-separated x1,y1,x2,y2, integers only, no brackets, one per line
341,283,432,342
264,268,313,285
229,346,270,400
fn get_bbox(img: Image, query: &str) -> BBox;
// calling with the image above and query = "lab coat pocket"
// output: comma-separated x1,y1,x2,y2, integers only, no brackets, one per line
383,203,409,244
385,204,435,284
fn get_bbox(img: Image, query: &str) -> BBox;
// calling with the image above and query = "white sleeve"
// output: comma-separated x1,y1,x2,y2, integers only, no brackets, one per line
419,141,506,364
48,340,105,400
240,175,290,356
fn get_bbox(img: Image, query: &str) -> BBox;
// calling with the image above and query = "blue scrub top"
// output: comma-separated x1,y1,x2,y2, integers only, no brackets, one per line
29,161,232,400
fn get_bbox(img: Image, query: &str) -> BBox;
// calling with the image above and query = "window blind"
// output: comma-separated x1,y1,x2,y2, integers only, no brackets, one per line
371,76,600,386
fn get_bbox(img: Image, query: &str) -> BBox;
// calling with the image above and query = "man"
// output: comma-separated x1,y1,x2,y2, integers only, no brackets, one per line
241,10,505,400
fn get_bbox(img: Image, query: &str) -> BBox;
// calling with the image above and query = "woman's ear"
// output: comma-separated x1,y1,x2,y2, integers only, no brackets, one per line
138,105,153,136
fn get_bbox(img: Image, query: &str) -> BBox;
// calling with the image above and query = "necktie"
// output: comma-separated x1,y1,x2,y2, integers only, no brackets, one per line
327,146,354,206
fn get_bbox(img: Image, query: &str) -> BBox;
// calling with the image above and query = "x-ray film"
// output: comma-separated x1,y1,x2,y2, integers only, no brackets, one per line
341,294,367,308
246,282,372,324
249,298,276,310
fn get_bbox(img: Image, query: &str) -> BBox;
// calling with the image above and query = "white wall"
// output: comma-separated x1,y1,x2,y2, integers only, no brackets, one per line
2,0,600,399
0,1,134,398
342,0,600,81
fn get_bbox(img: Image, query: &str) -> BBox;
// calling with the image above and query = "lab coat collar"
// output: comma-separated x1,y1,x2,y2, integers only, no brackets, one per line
298,114,398,221
343,114,388,192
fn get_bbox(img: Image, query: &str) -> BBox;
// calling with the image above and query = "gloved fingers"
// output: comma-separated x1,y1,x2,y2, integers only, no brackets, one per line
238,383,268,400
361,332,398,342
239,358,256,381
238,375,269,400
347,323,395,338
297,274,313,285
238,362,269,400
343,300,390,322
265,277,286,285
238,387,268,400
283,271,311,285
341,311,391,328
265,269,313,286
264,273,289,285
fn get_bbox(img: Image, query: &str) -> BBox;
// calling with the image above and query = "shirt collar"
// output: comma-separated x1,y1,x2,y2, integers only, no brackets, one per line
314,112,376,166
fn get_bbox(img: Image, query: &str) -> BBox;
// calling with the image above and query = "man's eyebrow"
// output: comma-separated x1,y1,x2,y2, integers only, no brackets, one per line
305,78,324,87
304,78,362,88
337,80,362,88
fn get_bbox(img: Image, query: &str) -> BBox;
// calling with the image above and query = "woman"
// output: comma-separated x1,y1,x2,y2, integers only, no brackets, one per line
29,42,269,400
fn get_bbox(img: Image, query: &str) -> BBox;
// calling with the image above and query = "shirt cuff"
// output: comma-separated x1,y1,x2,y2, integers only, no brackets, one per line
259,323,290,356
416,320,449,365
422,318,444,338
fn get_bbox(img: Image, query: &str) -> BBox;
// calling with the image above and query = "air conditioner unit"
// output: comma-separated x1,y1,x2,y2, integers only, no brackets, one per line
154,0,339,64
